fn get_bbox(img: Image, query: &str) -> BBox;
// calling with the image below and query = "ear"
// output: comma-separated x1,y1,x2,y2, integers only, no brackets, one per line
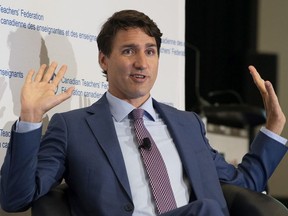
98,51,108,71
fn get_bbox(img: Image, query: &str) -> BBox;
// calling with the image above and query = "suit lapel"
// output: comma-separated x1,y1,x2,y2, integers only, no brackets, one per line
154,101,206,198
85,96,132,200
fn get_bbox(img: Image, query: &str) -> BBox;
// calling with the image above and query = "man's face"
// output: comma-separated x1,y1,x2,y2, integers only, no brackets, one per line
99,28,159,107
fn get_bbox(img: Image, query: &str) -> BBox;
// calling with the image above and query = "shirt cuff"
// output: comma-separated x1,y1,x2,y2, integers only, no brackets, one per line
16,119,42,133
260,126,287,145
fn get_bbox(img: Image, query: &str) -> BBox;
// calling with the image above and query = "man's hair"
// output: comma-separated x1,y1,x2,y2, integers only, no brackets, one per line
97,10,163,76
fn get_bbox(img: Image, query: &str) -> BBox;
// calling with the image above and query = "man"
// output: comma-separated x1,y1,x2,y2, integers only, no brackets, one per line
0,9,287,216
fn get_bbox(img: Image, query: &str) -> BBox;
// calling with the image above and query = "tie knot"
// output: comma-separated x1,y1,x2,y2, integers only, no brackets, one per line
132,108,145,120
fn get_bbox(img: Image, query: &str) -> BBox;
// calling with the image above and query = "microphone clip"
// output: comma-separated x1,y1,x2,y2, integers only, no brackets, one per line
139,137,152,151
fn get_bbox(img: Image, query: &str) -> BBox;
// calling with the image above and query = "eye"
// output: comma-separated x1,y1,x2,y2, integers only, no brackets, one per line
146,48,156,56
122,48,134,56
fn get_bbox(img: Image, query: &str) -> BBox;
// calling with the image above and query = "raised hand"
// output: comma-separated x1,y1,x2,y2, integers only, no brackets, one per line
249,65,286,135
20,62,75,123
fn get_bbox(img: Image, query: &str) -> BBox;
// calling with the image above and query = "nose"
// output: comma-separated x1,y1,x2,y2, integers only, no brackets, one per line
134,52,148,71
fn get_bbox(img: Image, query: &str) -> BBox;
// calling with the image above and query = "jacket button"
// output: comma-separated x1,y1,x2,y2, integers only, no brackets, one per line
124,203,134,212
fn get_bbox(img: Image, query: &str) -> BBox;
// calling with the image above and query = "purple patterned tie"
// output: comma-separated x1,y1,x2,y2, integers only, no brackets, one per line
131,108,177,214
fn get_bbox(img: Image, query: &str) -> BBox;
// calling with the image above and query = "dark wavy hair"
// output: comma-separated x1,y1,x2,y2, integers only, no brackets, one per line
97,9,163,76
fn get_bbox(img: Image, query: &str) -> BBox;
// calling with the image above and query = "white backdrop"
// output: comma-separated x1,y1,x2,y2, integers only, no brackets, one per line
0,0,185,166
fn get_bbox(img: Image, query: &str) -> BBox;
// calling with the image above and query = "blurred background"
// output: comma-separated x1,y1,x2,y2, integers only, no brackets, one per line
185,0,288,204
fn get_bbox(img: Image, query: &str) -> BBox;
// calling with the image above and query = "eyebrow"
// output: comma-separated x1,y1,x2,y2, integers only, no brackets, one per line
120,43,157,49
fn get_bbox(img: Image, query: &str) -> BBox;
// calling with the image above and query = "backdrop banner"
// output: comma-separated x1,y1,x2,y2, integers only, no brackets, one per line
0,0,185,166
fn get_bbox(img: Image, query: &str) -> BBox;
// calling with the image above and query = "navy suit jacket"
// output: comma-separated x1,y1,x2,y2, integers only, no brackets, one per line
1,94,287,216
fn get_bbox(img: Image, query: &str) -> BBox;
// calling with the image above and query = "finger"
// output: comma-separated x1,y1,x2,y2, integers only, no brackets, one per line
34,64,48,82
42,62,58,83
64,86,75,97
265,81,280,107
51,86,75,106
25,69,36,83
49,64,68,85
248,65,266,94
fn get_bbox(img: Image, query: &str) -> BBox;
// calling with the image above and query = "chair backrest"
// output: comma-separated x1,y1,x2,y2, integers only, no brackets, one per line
222,183,288,216
32,184,70,216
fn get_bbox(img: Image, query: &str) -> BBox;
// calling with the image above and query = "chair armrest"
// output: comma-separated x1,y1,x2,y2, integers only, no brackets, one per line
221,183,288,216
31,184,71,216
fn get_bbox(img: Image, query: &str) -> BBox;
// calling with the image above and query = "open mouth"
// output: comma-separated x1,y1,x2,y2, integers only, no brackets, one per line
131,74,146,79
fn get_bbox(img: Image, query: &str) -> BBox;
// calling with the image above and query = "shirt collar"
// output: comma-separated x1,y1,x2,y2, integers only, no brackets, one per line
106,91,156,122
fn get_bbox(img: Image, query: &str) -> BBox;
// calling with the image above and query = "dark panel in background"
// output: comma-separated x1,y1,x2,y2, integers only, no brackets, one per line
244,53,278,107
185,0,277,113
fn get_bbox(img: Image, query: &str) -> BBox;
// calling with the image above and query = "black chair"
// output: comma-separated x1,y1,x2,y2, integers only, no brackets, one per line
203,104,266,144
195,89,266,144
31,183,288,216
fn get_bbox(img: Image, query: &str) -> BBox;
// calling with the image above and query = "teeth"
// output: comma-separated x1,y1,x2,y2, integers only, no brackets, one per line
133,75,145,78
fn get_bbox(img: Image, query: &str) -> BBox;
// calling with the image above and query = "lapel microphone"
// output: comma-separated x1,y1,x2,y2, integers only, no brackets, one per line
139,137,152,150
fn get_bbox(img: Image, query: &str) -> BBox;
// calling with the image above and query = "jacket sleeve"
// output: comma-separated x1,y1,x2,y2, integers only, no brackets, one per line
0,115,67,212
211,129,288,192
189,112,288,192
